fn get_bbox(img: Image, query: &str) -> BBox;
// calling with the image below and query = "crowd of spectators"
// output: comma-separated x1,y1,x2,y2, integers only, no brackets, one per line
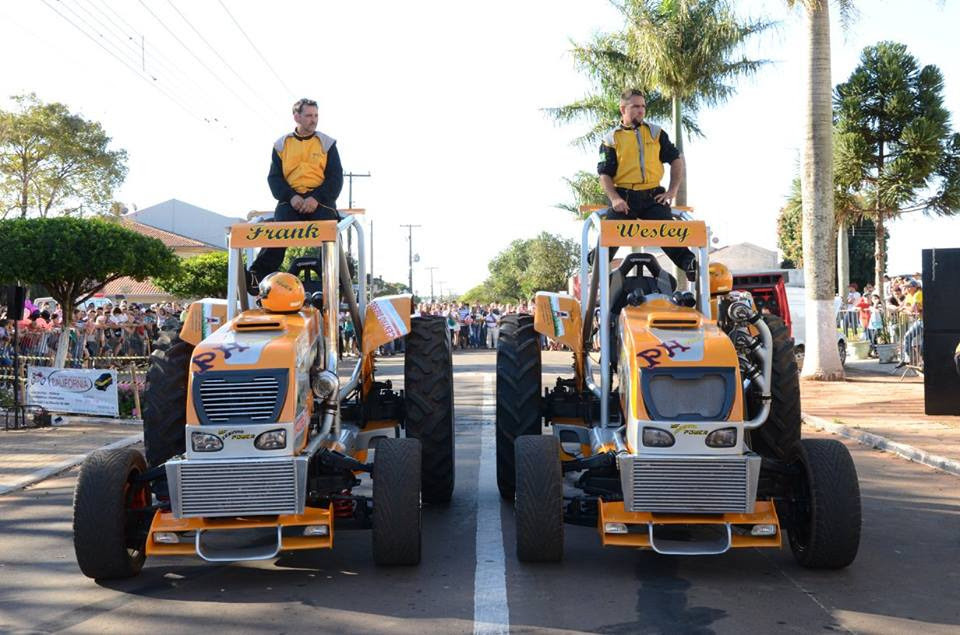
840,273,923,362
0,299,186,367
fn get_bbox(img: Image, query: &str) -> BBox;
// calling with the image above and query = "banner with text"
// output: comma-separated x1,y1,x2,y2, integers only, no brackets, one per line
26,366,119,417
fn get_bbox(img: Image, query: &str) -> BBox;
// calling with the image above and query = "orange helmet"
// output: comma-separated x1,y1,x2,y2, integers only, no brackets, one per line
258,272,305,313
708,262,733,296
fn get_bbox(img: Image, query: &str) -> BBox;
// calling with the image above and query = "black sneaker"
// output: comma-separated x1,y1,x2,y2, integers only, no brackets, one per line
684,259,698,282
245,270,260,296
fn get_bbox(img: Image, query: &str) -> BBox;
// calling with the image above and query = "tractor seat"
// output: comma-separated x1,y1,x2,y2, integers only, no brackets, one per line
609,253,677,316
287,257,324,294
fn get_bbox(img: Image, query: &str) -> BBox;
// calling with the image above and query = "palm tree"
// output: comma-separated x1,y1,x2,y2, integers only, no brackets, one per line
621,0,773,205
787,0,853,381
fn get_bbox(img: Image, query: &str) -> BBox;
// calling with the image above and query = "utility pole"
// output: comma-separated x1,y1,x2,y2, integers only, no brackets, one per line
426,267,439,303
400,224,421,296
343,171,370,256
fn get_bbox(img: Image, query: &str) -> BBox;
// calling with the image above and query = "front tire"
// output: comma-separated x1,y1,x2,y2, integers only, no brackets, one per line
143,337,193,467
404,316,455,504
787,439,861,569
372,438,422,566
495,314,542,500
515,436,563,562
73,448,150,580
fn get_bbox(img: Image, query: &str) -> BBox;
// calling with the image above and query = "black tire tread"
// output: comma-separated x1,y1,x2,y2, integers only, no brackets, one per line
404,316,455,504
372,438,422,566
515,436,563,562
750,315,802,460
73,448,148,579
495,314,542,500
789,438,862,569
142,337,193,467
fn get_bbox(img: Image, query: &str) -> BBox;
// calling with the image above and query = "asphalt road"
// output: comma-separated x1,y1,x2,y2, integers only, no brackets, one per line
1,350,959,634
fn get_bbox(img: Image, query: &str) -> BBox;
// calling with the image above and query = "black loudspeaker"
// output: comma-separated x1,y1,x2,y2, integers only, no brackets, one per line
4,285,26,312
922,248,960,415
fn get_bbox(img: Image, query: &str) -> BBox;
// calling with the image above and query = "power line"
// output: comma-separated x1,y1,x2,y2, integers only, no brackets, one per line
136,0,274,125
216,0,294,95
39,0,206,124
165,0,277,116
87,0,238,128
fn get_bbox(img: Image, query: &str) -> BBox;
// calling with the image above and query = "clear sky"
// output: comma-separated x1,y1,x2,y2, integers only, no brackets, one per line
2,0,958,296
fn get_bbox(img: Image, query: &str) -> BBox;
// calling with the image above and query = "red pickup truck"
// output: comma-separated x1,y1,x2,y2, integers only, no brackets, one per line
732,271,847,368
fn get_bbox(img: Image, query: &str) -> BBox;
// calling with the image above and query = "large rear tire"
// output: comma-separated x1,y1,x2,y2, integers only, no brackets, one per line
73,448,150,580
143,337,193,467
404,315,455,505
787,439,861,569
495,314,542,500
748,315,801,460
515,436,563,562
372,438,422,566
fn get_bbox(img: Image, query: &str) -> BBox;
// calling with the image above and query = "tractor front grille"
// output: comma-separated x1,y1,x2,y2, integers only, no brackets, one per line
620,455,759,514
166,458,305,518
193,369,287,424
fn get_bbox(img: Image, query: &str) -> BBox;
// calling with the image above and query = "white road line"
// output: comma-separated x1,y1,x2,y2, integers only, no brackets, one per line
474,373,510,635
0,434,142,496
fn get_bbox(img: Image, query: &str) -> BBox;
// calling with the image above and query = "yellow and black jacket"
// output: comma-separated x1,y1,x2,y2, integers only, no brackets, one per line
597,122,680,191
268,130,343,208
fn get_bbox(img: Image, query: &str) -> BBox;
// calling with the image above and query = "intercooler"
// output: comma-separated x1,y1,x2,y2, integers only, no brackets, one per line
619,454,761,514
165,457,308,518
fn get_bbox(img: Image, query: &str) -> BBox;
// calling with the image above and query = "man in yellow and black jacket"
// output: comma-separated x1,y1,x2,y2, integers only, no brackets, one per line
598,89,696,281
248,97,343,292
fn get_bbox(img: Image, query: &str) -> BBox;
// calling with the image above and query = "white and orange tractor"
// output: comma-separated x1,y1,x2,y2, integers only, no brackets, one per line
496,207,861,568
73,215,454,579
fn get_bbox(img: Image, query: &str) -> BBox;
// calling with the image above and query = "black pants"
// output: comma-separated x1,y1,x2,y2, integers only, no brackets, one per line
249,201,339,280
606,187,695,271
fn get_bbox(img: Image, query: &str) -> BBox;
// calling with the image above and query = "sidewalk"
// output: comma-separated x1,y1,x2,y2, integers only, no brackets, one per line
801,359,960,476
0,417,142,495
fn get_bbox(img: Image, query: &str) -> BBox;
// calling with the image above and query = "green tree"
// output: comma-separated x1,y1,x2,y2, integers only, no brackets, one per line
834,41,960,292
549,0,771,208
155,251,229,299
0,94,128,218
0,217,179,367
556,170,609,217
776,178,804,268
475,233,579,303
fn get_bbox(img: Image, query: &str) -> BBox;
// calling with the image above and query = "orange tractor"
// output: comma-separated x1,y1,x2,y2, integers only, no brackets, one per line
73,216,454,579
497,209,861,568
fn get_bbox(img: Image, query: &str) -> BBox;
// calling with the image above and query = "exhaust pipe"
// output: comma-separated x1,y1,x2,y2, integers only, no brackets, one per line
726,300,772,430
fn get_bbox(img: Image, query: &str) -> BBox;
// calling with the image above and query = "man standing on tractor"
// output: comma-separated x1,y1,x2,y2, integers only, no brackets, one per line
597,88,697,281
246,97,344,294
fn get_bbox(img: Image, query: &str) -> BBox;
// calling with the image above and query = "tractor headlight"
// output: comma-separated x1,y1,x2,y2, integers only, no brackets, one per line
705,427,737,448
255,428,287,450
642,427,675,447
191,431,223,452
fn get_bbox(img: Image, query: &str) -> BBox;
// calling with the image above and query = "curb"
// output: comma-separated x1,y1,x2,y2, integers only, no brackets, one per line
802,412,960,478
0,433,143,496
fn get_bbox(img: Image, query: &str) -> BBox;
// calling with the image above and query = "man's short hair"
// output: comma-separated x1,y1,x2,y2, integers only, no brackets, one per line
292,98,318,114
620,89,645,104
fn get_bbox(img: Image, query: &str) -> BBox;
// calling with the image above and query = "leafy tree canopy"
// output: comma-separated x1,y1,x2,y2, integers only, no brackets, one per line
474,232,579,303
834,41,960,288
0,94,128,219
0,218,179,317
155,251,229,299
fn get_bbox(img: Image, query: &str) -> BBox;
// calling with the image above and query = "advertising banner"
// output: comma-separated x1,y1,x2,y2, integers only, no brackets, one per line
26,366,119,417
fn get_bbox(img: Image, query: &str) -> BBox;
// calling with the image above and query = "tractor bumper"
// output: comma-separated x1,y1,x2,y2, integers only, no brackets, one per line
145,505,334,560
597,500,781,554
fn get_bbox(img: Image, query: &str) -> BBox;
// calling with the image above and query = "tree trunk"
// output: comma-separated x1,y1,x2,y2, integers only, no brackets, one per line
875,211,886,296
53,300,74,368
799,0,844,381
837,220,849,298
672,95,687,207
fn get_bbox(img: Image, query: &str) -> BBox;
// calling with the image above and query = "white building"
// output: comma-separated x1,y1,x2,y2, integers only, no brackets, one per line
128,199,243,250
